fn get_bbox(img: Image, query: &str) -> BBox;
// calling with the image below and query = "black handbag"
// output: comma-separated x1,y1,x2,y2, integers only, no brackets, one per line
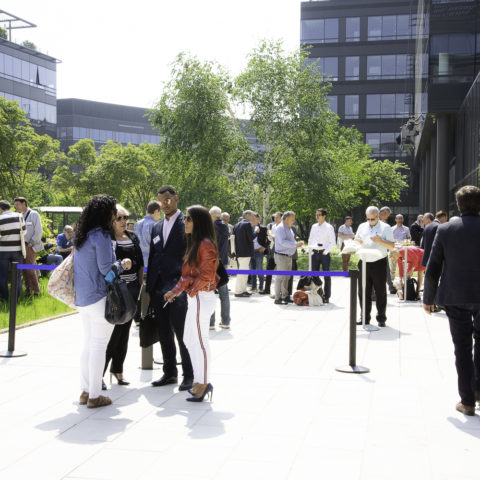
105,277,137,325
216,262,229,288
139,306,160,348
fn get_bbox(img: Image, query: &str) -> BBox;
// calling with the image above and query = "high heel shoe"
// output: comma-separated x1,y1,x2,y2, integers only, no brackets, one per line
186,383,213,402
110,372,130,386
102,380,107,391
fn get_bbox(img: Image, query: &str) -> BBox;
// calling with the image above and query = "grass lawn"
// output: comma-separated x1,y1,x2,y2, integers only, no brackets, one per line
295,247,359,272
0,276,75,329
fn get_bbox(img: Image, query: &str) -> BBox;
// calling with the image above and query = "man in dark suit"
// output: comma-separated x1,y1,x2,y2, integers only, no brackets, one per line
409,214,424,246
233,210,255,297
423,185,480,416
421,210,448,266
146,185,193,390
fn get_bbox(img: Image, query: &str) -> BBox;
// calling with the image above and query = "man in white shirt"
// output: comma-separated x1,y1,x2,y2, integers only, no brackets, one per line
308,208,336,303
355,206,395,327
338,216,354,271
390,214,411,282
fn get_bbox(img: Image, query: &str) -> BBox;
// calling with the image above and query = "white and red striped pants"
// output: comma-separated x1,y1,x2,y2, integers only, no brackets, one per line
183,291,217,384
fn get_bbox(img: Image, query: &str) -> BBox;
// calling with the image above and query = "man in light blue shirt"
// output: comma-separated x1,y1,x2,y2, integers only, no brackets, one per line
134,201,161,265
355,206,395,327
274,211,303,305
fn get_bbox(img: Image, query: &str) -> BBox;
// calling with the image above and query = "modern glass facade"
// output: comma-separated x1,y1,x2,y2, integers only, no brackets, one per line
56,98,161,152
301,0,424,216
0,38,58,136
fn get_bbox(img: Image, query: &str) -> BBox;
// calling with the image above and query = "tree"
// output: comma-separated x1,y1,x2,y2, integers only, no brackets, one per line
21,40,37,50
0,27,7,40
0,97,62,202
149,53,253,213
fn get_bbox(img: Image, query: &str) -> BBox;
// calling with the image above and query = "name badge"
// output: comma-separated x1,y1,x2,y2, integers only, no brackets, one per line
153,235,160,245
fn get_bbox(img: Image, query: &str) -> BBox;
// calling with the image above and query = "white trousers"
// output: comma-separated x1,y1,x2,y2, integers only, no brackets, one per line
183,291,217,384
78,297,114,399
235,257,251,294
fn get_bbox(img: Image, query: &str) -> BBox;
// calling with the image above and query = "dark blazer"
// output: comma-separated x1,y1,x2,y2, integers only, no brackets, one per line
256,225,268,249
233,220,254,257
421,219,441,266
410,221,424,246
146,212,186,296
214,219,229,266
423,215,480,305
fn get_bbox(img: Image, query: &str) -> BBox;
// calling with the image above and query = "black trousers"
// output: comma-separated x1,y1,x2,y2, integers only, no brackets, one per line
152,290,193,379
311,251,331,299
104,281,140,375
445,304,480,406
264,255,276,293
358,257,387,323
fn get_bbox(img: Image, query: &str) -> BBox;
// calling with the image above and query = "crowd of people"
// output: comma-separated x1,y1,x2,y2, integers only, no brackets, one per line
1,184,479,417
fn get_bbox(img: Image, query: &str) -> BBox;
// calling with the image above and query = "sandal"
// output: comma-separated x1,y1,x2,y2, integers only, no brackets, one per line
87,395,112,408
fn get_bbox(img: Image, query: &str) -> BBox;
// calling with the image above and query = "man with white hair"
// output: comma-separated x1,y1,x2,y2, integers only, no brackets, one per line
355,206,395,327
56,225,74,259
209,206,231,328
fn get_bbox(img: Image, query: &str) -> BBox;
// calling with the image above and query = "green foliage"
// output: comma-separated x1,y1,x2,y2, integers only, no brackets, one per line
0,97,62,202
0,27,7,39
21,40,37,50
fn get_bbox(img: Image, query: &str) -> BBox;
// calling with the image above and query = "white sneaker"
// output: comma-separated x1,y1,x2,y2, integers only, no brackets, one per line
209,325,215,330
219,323,230,329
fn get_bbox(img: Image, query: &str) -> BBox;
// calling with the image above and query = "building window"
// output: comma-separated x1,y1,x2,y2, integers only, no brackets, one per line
301,18,339,44
346,17,360,42
345,95,359,119
367,54,412,79
327,96,337,114
345,56,359,80
366,132,398,155
366,94,412,118
310,57,338,81
368,15,413,41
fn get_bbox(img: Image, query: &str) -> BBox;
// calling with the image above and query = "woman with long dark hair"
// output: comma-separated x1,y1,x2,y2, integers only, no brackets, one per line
164,205,219,402
74,195,131,408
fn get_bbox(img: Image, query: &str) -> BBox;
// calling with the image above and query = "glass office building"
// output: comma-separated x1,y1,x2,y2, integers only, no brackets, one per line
301,0,428,218
0,37,58,137
414,0,480,213
57,98,161,152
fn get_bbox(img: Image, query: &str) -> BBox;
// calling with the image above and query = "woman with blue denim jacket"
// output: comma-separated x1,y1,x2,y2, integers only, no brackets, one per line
73,195,131,408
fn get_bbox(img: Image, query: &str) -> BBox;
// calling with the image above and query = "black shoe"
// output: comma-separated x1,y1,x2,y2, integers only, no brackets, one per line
283,297,293,303
178,378,193,391
102,380,107,391
110,372,130,386
151,375,178,387
378,321,386,327
389,289,397,294
274,299,285,305
258,290,270,295
356,319,370,325
234,292,251,298
324,298,330,304
186,383,213,402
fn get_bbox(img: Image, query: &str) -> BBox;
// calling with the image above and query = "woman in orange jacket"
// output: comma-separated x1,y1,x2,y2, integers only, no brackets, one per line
164,205,219,402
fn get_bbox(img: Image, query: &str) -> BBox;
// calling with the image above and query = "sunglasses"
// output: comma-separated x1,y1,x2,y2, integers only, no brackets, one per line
184,215,192,222
116,215,129,221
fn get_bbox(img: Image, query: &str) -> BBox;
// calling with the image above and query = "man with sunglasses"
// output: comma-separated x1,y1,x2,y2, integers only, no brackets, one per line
146,185,193,391
355,206,395,327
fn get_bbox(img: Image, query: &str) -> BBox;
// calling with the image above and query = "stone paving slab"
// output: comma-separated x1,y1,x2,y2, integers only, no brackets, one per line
0,277,478,479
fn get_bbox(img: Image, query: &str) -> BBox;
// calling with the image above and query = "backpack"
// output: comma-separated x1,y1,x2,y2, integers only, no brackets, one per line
406,278,418,301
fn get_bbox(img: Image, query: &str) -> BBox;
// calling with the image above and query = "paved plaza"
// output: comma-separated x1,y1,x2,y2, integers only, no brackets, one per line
0,276,478,479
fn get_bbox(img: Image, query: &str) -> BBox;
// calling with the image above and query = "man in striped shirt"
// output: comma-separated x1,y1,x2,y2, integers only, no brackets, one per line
0,200,25,302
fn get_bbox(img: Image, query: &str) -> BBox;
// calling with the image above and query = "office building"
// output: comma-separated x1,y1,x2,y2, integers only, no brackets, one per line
56,98,161,152
301,0,427,217
0,10,58,137
414,0,480,214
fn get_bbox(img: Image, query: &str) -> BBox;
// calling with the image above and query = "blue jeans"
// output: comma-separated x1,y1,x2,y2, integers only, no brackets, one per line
210,283,231,326
0,251,23,302
250,252,265,289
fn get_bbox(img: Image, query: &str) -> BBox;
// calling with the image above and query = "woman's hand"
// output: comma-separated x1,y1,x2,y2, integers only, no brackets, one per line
121,258,132,270
164,291,176,303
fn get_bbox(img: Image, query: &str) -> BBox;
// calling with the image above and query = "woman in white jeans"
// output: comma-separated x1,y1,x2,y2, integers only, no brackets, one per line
164,205,219,402
73,195,131,408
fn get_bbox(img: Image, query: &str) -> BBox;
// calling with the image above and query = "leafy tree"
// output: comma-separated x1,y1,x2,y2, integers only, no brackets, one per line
21,40,37,50
0,27,7,39
0,97,61,202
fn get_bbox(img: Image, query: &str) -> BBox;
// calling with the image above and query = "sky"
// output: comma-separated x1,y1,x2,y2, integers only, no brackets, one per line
1,0,301,108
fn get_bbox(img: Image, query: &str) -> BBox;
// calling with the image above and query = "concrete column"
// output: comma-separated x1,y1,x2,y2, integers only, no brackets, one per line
424,148,430,211
435,115,449,211
429,135,437,211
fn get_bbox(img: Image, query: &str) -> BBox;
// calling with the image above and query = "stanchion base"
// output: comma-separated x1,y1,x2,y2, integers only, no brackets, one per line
335,365,370,374
0,350,27,358
363,324,380,332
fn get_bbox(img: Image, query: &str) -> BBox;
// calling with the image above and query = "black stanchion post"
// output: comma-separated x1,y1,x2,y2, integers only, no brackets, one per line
0,262,27,358
335,269,369,374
